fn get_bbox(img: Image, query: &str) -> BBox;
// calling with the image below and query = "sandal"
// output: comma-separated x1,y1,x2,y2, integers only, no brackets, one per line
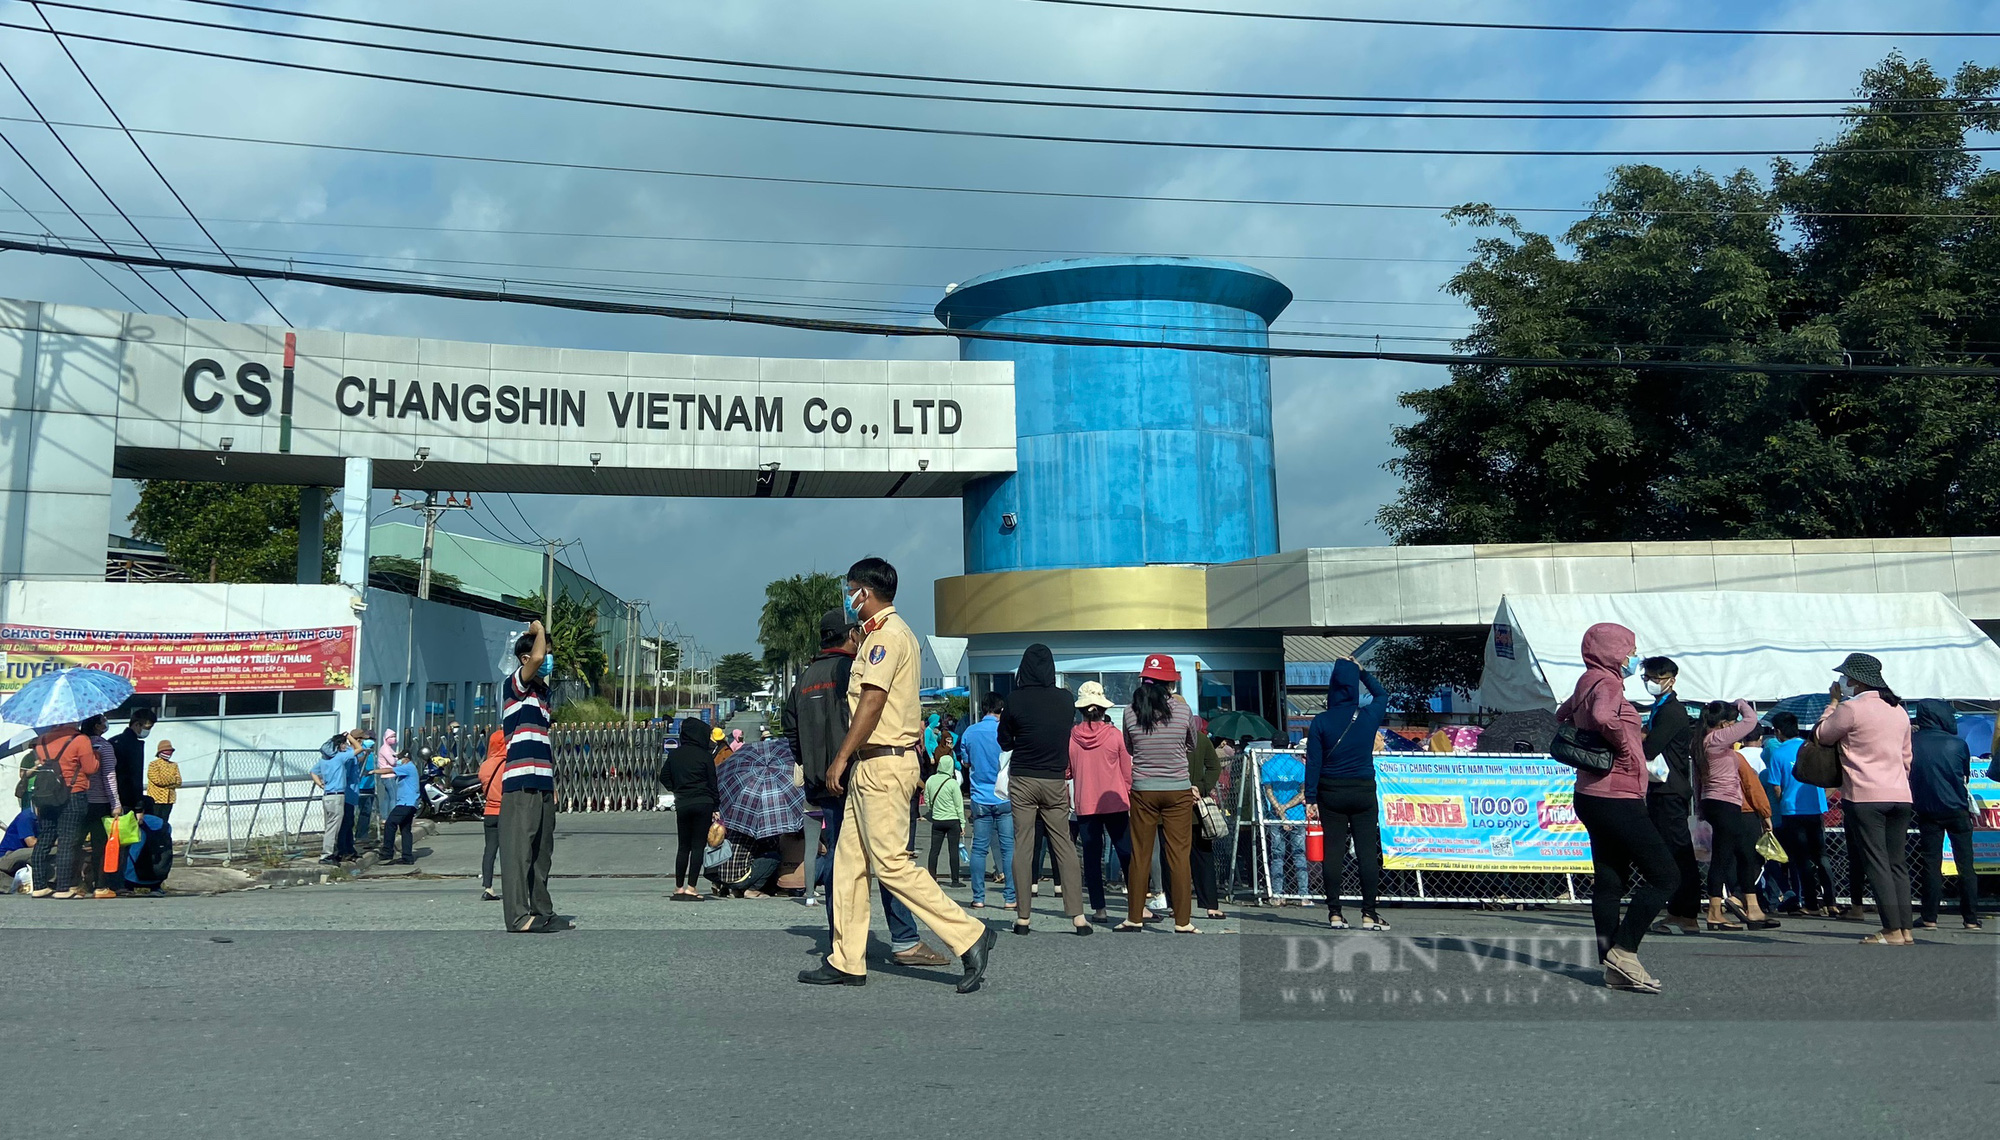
1360,914,1391,931
1705,919,1745,932
1746,918,1782,931
1114,921,1144,933
1012,921,1032,936
1206,909,1226,920
1859,932,1895,945
1174,924,1202,934
1328,912,1350,930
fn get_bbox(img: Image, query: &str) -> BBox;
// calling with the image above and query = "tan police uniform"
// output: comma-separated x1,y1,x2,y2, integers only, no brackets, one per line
829,605,987,974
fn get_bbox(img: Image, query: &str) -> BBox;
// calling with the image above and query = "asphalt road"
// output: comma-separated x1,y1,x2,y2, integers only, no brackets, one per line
6,815,1995,1139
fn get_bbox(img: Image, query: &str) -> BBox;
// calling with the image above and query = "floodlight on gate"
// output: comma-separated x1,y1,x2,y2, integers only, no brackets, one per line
216,436,233,466
413,446,430,472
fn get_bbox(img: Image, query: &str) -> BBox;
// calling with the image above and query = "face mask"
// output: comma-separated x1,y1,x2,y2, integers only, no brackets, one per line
136,726,151,739
1623,654,1643,677
1643,680,1669,698
538,656,555,679
1837,677,1859,699
843,587,865,624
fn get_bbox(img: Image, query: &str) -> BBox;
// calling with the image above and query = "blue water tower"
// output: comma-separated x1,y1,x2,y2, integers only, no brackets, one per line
935,257,1292,572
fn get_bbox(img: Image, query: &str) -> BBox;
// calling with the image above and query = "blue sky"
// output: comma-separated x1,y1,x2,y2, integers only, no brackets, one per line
0,0,1990,660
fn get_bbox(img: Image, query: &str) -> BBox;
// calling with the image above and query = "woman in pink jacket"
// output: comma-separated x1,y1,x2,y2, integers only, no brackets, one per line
1070,681,1136,926
1557,622,1680,994
1814,652,1915,945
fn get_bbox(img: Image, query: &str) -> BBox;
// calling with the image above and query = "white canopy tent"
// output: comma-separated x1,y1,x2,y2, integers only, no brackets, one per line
1479,591,2000,712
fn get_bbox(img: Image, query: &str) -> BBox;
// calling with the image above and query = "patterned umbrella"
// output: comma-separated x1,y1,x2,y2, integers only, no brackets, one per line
0,667,135,729
717,738,806,839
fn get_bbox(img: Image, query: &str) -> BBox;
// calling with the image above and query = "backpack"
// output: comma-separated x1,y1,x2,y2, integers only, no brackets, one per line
127,819,173,886
28,739,75,810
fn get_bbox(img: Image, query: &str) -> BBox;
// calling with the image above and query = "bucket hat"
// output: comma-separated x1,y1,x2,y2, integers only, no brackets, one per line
1075,681,1114,710
1833,652,1888,690
1140,654,1178,683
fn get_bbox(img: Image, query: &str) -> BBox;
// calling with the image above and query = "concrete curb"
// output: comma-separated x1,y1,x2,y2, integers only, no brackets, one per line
256,817,440,888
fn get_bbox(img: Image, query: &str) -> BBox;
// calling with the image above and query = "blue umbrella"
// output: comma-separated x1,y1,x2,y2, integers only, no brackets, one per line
0,667,136,729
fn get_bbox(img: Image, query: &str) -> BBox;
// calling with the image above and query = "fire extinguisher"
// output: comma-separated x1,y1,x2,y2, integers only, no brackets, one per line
1305,818,1324,862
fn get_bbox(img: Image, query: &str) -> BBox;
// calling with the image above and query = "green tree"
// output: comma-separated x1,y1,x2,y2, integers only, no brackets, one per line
516,591,610,690
368,555,463,593
1380,54,2000,546
713,651,764,699
130,480,340,582
757,571,844,689
1366,634,1487,713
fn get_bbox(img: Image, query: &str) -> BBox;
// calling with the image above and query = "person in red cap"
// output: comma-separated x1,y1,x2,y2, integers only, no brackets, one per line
1116,654,1202,934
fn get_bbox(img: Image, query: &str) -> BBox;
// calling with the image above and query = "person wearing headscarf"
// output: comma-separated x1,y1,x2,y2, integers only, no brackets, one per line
370,728,401,852
377,729,420,864
1557,623,1678,993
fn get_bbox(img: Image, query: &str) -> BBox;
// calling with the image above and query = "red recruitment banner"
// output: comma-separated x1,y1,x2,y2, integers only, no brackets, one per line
0,625,356,693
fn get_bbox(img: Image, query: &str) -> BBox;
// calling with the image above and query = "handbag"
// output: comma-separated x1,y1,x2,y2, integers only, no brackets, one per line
1195,795,1228,841
701,838,734,871
1793,737,1843,788
1549,678,1615,774
992,749,1011,801
1754,829,1788,864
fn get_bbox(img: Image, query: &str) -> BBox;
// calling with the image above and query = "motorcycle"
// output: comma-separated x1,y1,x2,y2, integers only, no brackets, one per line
416,748,486,822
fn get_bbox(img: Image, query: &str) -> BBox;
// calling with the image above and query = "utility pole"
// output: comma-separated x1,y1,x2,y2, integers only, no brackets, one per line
542,539,557,626
389,490,469,601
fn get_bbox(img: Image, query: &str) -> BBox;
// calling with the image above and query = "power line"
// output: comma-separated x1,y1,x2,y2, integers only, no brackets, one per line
1023,0,2000,37
6,237,1994,377
0,56,223,317
4,21,1991,159
98,0,1993,107
8,115,1993,225
0,225,1481,306
27,2,290,325
0,181,140,308
27,1,1968,124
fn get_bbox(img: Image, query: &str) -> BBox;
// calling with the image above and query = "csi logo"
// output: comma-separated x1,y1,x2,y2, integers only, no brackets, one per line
180,333,298,418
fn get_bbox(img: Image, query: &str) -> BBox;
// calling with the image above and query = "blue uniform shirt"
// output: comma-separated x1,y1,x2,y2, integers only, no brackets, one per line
393,760,420,809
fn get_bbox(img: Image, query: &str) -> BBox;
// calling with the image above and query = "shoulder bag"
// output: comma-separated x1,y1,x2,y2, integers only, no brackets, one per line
1792,736,1844,788
1195,794,1229,841
1549,677,1615,774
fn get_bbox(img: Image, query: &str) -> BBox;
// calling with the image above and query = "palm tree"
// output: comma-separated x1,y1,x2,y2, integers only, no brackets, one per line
517,591,610,690
757,571,844,700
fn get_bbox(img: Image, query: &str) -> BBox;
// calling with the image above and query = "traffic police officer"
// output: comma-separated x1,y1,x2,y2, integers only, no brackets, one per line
799,556,997,993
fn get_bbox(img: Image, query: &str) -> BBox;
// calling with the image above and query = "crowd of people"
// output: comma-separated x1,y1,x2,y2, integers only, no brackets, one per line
1558,627,1985,994
8,708,178,898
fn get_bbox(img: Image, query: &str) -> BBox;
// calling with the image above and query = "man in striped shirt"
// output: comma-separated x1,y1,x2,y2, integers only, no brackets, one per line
500,619,565,933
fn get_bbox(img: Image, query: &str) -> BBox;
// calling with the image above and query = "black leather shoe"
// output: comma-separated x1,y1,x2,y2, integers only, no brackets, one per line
956,926,996,994
797,961,866,986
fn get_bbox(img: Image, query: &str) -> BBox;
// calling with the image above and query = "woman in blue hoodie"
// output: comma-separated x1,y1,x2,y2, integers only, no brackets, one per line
1303,658,1390,930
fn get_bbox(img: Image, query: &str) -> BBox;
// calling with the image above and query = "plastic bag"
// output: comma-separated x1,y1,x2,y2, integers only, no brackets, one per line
1755,829,1788,864
1690,817,1714,863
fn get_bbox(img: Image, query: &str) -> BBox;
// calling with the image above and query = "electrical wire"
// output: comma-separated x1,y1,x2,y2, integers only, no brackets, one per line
26,2,290,324
26,1,1969,124
7,114,1990,224
1022,0,2000,37
106,0,1999,107
0,130,187,314
0,181,141,308
3,20,1990,159
0,56,222,317
502,493,552,547
5,237,1993,377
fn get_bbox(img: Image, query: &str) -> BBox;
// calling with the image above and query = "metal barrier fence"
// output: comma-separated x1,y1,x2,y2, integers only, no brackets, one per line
1236,748,1968,906
178,749,326,864
395,721,674,812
